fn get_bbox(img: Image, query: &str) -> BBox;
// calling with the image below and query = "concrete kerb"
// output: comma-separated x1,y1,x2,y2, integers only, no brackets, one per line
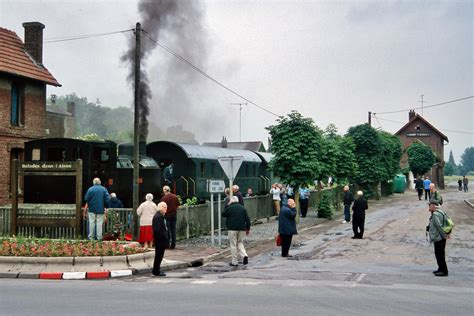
464,199,474,209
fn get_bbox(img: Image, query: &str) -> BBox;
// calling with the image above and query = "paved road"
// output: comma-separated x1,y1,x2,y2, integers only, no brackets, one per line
1,188,473,315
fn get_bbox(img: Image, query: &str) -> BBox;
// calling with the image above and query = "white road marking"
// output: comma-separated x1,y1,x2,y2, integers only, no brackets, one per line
191,280,217,285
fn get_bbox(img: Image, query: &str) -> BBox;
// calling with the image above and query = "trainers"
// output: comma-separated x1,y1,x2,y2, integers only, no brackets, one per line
243,256,248,265
342,220,347,223
434,271,448,277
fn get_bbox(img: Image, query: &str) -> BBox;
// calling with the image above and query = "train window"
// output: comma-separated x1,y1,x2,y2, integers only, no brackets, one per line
31,148,40,161
72,147,82,160
211,163,216,177
253,165,257,177
200,162,205,177
47,147,66,161
245,164,249,176
93,148,109,162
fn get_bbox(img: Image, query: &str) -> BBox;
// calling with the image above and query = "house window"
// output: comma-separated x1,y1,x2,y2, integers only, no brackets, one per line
11,82,25,126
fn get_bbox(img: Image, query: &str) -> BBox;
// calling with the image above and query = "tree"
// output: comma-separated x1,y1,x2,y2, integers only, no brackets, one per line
406,142,436,177
378,131,403,181
459,147,474,175
444,150,458,176
266,111,324,188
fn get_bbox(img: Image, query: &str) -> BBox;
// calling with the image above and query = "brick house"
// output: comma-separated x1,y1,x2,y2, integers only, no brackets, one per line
0,22,60,206
46,100,76,138
203,136,267,152
395,110,448,189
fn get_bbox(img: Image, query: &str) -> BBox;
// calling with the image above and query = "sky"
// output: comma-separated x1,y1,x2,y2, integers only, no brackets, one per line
1,0,472,162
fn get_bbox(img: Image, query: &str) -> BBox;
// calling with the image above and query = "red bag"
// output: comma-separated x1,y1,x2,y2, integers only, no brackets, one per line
275,233,282,246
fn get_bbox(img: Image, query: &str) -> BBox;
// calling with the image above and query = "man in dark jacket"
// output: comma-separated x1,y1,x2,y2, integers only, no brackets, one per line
109,193,123,208
222,196,251,266
415,177,424,200
278,198,297,257
232,185,244,206
351,191,368,239
161,185,180,249
342,185,354,223
152,202,169,277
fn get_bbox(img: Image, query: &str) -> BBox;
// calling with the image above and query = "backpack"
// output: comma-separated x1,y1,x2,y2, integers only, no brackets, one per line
437,209,454,234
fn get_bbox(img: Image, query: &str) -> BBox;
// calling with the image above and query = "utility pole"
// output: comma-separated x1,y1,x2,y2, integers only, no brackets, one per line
368,111,372,126
132,22,141,240
419,95,425,117
230,102,247,142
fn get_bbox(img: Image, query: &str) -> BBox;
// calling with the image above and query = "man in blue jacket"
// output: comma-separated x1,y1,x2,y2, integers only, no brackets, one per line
84,178,110,241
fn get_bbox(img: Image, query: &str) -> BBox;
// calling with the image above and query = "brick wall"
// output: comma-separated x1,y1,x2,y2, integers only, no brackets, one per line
0,76,46,206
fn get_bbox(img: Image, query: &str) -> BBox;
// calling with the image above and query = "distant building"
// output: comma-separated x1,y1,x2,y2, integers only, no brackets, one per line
203,136,267,152
46,100,76,138
0,22,61,205
395,110,448,189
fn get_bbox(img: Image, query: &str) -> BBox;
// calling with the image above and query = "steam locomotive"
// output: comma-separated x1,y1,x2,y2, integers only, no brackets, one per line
23,138,273,207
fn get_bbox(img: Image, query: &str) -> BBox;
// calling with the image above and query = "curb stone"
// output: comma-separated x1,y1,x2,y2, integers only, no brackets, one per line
0,272,19,278
18,272,39,279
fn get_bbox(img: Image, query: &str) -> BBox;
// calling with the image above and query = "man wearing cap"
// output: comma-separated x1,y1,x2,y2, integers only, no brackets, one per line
428,200,450,277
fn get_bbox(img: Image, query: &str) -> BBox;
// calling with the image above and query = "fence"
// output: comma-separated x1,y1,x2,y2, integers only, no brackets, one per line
0,189,337,240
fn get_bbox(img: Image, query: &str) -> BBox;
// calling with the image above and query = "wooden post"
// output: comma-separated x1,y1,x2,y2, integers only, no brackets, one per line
75,159,83,238
10,159,18,236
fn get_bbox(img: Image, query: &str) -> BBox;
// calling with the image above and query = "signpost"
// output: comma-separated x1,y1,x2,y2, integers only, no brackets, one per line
207,179,225,246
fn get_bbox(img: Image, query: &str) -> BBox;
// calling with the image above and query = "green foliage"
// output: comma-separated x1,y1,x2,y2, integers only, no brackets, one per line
378,131,403,180
406,142,436,177
459,147,474,175
266,111,324,187
76,133,102,141
185,196,198,206
317,190,333,219
321,126,358,184
444,150,458,176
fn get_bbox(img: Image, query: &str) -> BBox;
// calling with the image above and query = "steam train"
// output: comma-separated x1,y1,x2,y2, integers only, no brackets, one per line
23,138,273,207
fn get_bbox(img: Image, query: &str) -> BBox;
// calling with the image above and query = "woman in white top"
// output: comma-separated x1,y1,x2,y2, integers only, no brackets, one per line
137,193,157,249
270,183,281,216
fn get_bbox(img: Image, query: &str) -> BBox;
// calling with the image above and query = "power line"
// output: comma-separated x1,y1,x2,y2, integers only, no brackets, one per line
141,30,281,118
44,29,134,43
374,95,474,115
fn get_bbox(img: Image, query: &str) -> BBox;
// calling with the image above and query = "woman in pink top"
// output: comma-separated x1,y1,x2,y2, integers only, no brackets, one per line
137,193,157,249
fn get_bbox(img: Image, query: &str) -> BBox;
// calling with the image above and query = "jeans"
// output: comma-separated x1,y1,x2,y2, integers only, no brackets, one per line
88,213,105,240
165,216,177,248
228,230,248,265
344,204,351,222
424,189,431,200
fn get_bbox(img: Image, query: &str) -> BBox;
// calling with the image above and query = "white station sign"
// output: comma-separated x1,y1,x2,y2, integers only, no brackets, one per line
207,180,225,193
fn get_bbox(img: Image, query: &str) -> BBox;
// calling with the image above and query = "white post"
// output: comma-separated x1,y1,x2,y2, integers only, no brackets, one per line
210,193,214,246
186,204,189,240
218,193,222,247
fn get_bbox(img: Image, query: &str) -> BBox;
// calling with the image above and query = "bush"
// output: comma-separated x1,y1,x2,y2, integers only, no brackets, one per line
317,190,333,219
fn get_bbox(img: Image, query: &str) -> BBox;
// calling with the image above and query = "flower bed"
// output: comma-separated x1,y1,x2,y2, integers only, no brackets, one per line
0,237,145,257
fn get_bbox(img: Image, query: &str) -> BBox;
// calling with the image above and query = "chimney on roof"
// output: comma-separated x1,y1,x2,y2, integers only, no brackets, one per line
22,22,45,65
221,136,227,148
67,102,75,116
409,110,416,121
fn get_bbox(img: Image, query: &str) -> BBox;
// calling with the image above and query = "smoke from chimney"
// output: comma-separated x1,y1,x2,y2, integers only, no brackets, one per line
122,0,229,144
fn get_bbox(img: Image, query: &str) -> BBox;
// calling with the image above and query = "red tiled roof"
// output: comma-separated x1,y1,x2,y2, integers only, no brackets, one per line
395,113,449,142
0,27,60,86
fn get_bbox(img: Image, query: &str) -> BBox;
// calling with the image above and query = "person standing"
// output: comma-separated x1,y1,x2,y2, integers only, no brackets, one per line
232,185,244,205
84,178,110,241
160,185,180,249
222,196,251,266
278,198,297,257
415,177,424,200
270,183,281,216
137,193,157,249
163,163,174,187
109,192,124,208
428,200,449,277
342,185,354,223
462,176,469,192
298,185,310,218
423,176,432,201
152,202,169,277
429,183,442,205
457,178,463,191
351,191,368,239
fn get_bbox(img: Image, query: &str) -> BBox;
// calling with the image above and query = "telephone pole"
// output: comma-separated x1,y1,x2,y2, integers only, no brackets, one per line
368,111,372,126
133,22,141,240
419,95,425,116
230,102,247,142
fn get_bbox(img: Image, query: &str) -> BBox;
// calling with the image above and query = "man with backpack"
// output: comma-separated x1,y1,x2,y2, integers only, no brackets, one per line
427,200,451,277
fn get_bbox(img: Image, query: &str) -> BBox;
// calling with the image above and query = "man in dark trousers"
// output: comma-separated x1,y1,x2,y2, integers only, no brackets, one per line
161,185,180,249
278,198,297,257
342,185,354,223
415,177,424,200
222,196,251,266
428,200,449,277
352,191,368,239
152,202,169,277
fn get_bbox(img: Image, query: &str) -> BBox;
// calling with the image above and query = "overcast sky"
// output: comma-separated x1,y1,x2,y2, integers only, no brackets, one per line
1,0,472,162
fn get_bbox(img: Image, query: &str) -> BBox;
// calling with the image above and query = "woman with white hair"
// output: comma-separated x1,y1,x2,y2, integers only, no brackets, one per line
137,193,157,249
351,191,368,239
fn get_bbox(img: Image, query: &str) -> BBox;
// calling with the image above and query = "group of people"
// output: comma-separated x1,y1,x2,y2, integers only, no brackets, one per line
457,176,469,192
414,176,433,201
269,183,296,216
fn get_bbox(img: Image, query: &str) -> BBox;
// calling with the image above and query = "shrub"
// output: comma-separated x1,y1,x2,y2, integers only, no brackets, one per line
317,190,333,219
